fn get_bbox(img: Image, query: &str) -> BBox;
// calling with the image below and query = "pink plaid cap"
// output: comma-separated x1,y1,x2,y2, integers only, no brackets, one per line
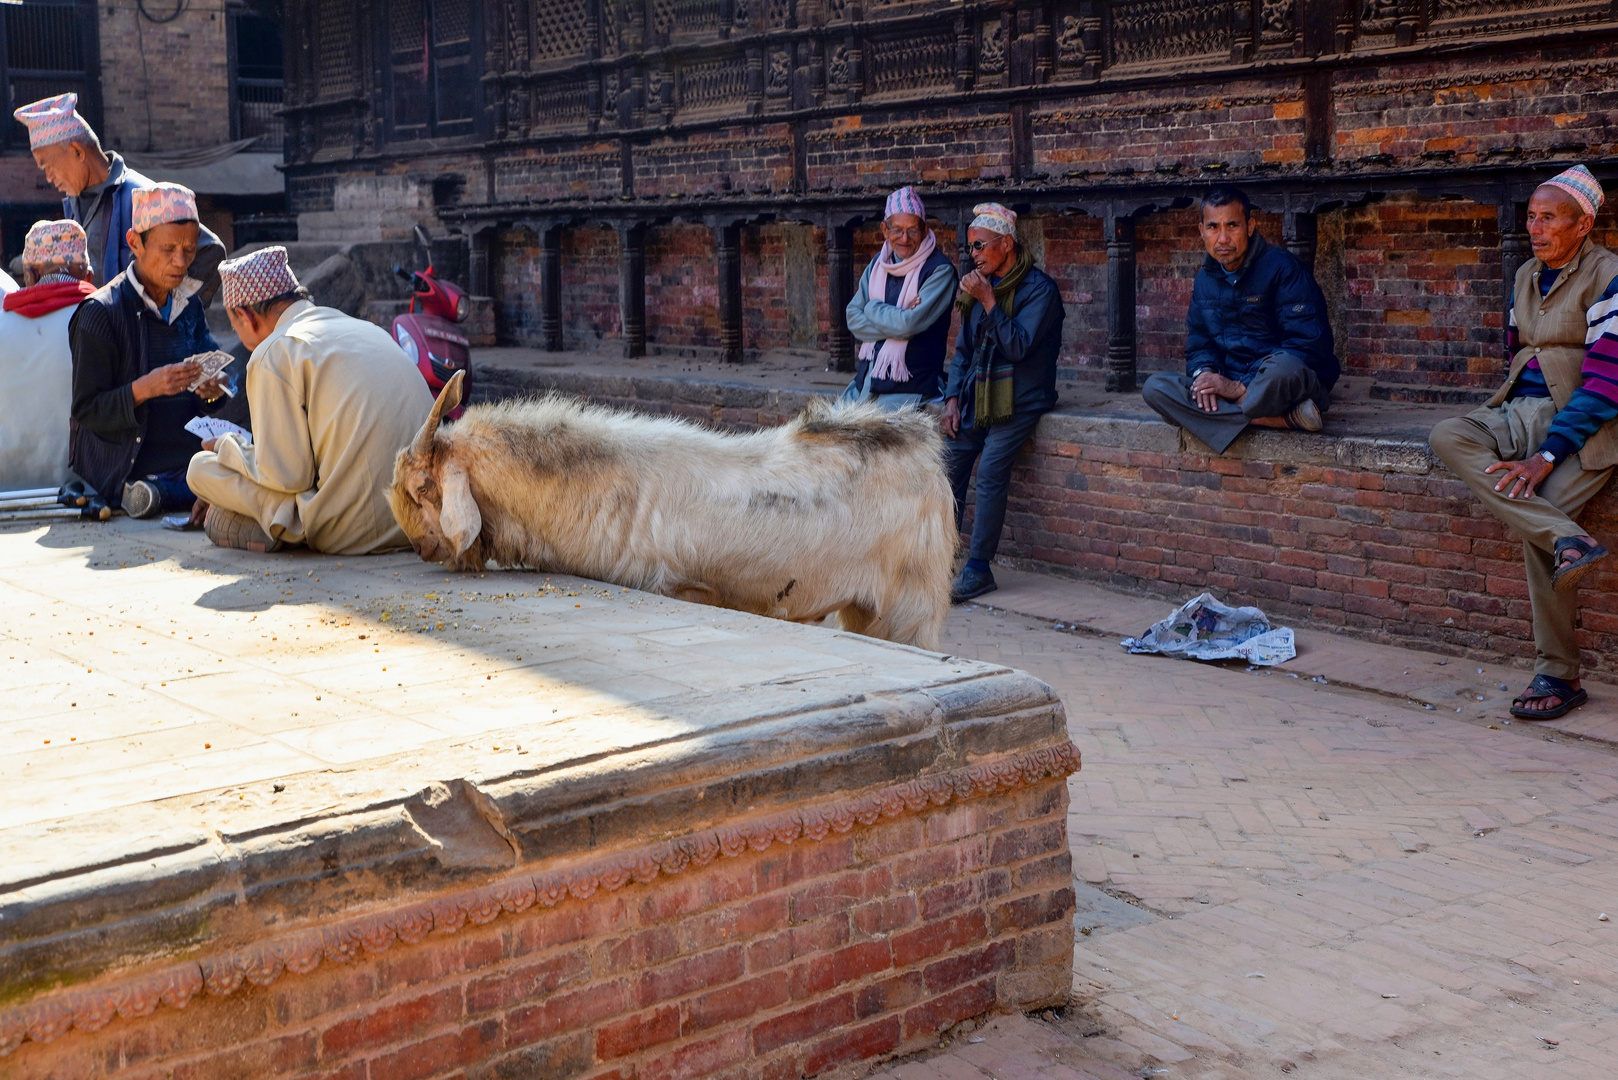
219,246,300,309
131,183,198,233
1540,164,1605,218
22,219,88,275
13,92,95,151
970,202,1018,236
884,186,926,221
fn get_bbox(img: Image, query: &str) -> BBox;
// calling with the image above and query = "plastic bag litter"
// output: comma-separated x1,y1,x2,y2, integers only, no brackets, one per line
1120,592,1296,666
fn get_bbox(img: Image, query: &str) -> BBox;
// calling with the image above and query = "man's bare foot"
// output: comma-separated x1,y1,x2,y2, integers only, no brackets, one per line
1248,415,1288,429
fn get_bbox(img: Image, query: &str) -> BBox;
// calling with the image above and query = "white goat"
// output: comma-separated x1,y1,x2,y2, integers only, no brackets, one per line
389,372,955,649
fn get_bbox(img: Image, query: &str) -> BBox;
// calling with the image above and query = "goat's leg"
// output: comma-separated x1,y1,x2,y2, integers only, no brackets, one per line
833,603,877,638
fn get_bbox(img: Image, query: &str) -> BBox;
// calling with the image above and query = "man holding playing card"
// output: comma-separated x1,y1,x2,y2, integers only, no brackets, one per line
68,183,233,518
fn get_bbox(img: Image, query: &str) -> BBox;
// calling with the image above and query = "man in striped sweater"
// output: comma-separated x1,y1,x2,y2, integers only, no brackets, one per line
1431,165,1618,721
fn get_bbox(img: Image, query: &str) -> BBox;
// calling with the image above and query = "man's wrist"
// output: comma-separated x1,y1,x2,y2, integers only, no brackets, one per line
1538,434,1577,466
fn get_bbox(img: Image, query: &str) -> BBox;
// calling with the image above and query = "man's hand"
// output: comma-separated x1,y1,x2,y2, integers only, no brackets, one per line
188,498,210,528
1486,455,1554,500
958,270,996,312
1190,370,1246,413
941,396,962,440
200,437,218,453
193,375,227,403
131,361,201,406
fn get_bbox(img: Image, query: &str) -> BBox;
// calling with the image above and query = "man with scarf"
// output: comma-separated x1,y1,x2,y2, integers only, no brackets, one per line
69,183,232,519
14,92,224,294
841,186,959,408
941,203,1065,603
0,220,96,488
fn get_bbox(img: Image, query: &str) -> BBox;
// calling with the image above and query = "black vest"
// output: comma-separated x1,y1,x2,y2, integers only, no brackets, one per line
860,247,956,398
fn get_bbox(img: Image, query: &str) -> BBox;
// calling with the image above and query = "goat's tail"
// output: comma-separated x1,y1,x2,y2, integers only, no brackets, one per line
792,397,943,460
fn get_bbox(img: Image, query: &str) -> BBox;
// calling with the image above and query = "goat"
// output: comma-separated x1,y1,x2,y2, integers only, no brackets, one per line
389,372,955,650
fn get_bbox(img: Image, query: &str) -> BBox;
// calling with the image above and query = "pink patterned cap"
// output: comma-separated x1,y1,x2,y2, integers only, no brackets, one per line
12,92,96,151
131,183,198,233
219,246,301,309
1540,164,1605,218
884,186,926,221
970,202,1018,236
22,219,88,275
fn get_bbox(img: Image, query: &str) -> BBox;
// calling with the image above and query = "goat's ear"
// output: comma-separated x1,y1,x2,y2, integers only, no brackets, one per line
438,462,481,557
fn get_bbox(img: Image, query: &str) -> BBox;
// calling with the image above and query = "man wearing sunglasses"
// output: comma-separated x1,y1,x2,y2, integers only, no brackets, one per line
941,202,1065,603
841,187,959,409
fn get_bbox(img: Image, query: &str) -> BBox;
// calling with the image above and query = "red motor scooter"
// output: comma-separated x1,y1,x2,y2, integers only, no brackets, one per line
392,226,473,419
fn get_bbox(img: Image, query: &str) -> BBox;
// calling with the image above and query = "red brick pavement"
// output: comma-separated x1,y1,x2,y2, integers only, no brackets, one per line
872,571,1618,1079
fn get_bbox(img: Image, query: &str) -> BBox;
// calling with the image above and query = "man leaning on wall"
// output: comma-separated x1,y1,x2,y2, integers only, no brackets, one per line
1431,165,1618,722
1142,186,1339,452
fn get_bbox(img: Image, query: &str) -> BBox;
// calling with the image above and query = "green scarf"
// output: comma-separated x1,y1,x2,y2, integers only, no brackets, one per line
959,244,1033,428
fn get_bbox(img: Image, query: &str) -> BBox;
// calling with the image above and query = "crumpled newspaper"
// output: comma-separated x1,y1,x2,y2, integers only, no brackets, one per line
1120,592,1296,666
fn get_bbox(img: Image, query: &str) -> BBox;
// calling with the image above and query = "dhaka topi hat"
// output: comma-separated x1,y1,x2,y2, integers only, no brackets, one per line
884,186,926,222
219,246,301,310
22,219,88,276
131,183,198,233
1540,165,1605,219
970,202,1017,237
13,92,95,151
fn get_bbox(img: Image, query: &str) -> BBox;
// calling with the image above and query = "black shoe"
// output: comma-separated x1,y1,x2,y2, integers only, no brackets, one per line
121,480,159,519
951,564,998,604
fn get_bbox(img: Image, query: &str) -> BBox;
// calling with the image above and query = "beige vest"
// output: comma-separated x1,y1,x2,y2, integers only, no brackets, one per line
1488,238,1618,470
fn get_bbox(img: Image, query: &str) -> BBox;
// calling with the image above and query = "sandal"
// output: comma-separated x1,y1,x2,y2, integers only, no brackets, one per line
1510,673,1588,720
1552,536,1608,593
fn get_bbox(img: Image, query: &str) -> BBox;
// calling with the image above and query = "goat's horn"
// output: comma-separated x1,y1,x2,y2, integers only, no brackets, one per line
412,370,465,456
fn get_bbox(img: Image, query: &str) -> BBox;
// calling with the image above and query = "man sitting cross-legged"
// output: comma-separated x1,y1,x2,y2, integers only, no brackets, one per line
187,247,434,554
1142,186,1339,452
1430,165,1618,722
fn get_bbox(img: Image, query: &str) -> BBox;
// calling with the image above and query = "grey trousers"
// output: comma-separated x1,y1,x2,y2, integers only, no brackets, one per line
1430,397,1613,681
1141,353,1328,453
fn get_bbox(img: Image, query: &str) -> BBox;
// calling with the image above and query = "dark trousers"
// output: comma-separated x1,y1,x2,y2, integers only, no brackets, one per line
945,409,1045,563
1141,352,1328,453
138,466,196,512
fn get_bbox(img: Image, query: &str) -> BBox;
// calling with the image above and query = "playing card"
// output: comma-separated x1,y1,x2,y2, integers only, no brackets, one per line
184,350,236,393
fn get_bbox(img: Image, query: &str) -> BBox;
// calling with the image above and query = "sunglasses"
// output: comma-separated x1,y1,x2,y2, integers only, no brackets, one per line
968,237,1005,253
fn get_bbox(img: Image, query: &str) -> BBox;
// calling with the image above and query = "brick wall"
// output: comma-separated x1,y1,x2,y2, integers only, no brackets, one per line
97,2,231,153
3,780,1074,1080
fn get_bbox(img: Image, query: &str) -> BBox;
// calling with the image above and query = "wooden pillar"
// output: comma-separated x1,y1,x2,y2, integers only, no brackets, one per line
1499,198,1530,352
715,222,744,364
540,224,564,353
827,222,856,372
1104,209,1137,393
619,222,646,359
1283,210,1318,277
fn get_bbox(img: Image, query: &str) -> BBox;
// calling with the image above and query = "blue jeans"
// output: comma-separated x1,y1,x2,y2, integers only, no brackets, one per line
944,409,1046,563
135,467,196,512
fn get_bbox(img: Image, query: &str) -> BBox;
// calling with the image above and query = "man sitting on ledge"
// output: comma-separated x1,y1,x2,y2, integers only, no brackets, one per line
1430,165,1618,722
1142,186,1339,452
188,247,434,554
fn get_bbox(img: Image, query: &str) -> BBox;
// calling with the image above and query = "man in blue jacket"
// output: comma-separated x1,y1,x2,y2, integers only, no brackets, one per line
1142,187,1339,452
941,203,1065,603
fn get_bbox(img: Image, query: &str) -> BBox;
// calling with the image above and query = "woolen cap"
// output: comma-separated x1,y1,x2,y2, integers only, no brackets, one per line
1541,165,1605,218
970,202,1017,236
884,186,926,221
219,246,301,309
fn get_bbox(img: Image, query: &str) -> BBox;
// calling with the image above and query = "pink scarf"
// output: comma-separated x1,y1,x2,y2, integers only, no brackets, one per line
857,230,936,383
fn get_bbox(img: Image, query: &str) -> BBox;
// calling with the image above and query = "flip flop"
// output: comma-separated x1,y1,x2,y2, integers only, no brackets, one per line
1510,673,1588,720
1552,536,1608,593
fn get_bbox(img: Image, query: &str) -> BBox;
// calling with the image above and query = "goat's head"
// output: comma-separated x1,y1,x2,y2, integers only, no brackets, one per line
389,371,482,564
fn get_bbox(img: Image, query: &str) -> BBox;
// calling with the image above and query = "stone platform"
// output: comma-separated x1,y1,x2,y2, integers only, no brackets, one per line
0,519,1077,1079
470,347,1618,684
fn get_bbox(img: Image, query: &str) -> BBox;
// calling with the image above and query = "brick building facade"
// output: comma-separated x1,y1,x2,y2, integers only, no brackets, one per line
280,0,1618,396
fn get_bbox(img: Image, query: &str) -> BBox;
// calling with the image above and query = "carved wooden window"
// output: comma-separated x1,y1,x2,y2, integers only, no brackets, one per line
532,0,590,64
388,0,480,139
314,0,357,101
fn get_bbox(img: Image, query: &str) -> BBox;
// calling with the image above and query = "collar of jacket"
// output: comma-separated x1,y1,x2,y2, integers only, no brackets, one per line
1534,237,1596,301
1202,230,1271,285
